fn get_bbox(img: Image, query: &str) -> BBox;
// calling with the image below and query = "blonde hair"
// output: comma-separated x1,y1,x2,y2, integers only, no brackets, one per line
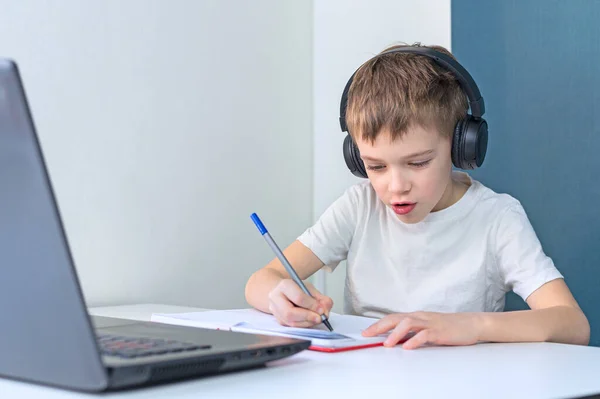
346,43,469,143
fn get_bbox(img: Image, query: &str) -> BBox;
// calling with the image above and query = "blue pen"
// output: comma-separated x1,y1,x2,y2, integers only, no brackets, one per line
250,213,334,332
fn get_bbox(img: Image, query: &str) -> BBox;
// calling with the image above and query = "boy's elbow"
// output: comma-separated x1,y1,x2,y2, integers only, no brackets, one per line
576,312,591,346
545,306,590,346
245,267,285,313
567,307,590,346
574,327,590,346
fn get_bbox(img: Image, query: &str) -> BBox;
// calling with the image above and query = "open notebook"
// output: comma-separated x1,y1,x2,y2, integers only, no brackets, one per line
151,309,388,352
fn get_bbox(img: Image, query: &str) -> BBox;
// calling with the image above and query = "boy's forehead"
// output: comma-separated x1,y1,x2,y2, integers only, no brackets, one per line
355,125,448,160
358,125,444,147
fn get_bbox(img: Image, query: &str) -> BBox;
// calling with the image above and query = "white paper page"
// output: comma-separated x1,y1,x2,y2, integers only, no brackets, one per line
152,308,385,341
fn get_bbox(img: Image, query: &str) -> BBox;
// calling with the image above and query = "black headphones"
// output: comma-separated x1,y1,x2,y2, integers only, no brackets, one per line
339,46,488,178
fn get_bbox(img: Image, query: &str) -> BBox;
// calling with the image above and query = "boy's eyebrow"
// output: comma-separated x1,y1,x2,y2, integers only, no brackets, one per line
361,149,435,162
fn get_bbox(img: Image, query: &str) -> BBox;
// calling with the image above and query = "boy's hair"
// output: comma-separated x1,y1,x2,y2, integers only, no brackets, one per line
346,43,469,144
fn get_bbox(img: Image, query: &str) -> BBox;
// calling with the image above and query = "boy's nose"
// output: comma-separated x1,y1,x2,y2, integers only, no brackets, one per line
388,172,411,194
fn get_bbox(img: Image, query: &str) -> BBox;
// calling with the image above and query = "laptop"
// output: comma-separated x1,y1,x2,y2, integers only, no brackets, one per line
0,59,310,392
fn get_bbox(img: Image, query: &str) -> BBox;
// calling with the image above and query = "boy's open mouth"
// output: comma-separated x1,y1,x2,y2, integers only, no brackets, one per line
391,202,416,215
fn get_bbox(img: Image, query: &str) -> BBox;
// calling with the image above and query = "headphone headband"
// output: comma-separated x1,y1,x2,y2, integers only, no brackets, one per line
339,46,486,132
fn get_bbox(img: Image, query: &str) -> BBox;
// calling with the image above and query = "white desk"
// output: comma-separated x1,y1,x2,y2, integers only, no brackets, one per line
1,304,599,399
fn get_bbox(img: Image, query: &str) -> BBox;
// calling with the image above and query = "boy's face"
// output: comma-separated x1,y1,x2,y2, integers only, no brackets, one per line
355,125,455,224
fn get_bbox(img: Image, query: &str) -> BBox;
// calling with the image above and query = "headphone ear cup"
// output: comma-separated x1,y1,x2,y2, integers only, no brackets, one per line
452,116,488,170
471,118,488,168
452,118,465,169
343,134,368,178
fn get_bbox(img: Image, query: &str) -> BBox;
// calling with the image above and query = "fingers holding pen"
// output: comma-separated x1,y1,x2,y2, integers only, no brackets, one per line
306,283,334,318
268,280,323,327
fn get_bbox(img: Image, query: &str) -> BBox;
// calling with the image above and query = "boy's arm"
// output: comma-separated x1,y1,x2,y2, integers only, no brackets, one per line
478,279,590,345
363,203,590,349
482,203,590,345
362,279,590,349
244,240,325,314
246,185,357,326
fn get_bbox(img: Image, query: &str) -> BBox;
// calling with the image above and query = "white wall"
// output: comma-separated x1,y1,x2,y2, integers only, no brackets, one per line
0,0,313,308
0,0,451,312
312,0,451,312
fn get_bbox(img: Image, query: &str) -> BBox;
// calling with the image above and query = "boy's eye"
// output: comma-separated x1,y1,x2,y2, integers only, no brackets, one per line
408,159,431,168
366,165,385,171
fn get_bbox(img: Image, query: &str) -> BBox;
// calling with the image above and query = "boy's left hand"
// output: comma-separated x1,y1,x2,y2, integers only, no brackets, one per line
362,311,483,350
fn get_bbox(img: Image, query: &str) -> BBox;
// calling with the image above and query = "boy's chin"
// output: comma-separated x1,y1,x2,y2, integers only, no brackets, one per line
392,206,429,224
395,214,426,224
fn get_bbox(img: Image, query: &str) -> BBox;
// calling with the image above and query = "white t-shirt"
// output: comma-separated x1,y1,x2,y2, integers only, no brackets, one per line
298,172,563,318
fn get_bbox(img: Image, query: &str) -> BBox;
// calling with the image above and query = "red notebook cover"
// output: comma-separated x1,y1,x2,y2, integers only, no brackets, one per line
309,341,384,353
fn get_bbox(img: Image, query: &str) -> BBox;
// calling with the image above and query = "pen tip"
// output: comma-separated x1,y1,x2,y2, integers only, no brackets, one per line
323,319,334,332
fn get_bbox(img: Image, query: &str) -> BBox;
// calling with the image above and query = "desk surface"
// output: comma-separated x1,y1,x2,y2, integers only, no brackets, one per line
1,304,599,399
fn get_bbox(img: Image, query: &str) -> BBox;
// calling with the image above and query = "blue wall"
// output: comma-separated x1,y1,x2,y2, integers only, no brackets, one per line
452,0,600,346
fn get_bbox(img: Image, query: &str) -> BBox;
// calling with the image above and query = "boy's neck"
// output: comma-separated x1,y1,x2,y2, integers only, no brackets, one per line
432,173,470,213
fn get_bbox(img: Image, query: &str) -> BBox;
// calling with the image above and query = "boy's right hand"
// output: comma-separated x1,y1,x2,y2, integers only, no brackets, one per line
268,279,333,328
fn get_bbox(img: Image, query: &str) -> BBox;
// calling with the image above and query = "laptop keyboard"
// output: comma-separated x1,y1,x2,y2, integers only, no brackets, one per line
97,333,211,359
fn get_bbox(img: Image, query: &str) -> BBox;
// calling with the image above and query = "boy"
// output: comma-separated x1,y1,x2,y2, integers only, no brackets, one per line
245,43,590,350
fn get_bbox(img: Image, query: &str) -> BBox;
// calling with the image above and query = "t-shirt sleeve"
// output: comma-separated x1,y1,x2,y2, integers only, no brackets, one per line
494,203,563,301
297,185,360,272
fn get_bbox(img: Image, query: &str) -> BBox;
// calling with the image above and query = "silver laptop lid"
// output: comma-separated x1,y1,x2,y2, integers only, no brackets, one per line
0,59,108,391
